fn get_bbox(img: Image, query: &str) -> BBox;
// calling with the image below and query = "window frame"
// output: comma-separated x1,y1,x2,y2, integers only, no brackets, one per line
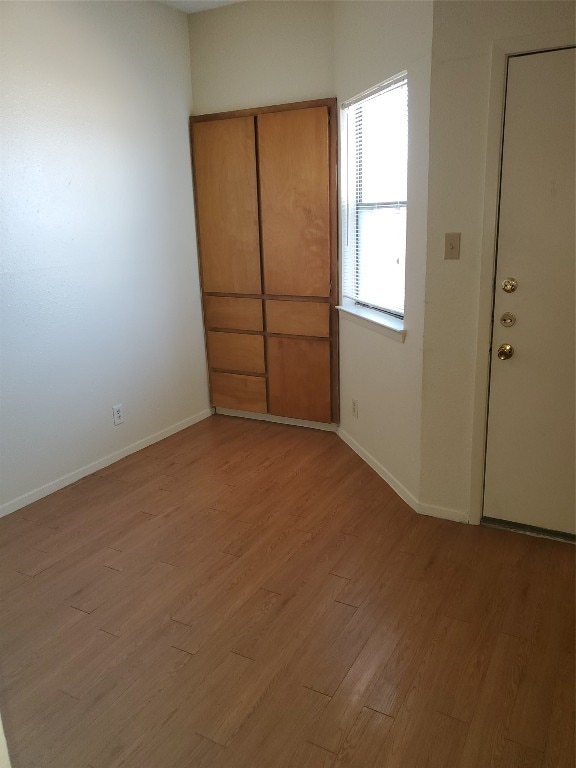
340,73,409,331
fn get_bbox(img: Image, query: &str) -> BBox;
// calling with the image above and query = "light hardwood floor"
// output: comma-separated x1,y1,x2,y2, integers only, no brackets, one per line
0,415,574,768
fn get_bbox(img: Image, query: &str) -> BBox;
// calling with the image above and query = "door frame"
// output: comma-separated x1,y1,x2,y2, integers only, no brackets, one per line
468,29,576,526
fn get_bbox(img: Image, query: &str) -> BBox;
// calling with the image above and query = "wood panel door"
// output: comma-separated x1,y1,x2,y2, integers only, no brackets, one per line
192,117,261,293
267,336,331,423
258,107,331,297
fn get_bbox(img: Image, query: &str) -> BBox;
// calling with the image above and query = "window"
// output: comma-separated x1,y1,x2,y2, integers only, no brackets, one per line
342,73,408,319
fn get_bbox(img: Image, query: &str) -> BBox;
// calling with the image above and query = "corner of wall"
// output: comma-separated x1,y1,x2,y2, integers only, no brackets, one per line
0,408,213,519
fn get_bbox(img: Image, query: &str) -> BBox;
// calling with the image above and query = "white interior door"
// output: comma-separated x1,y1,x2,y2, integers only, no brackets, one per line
483,47,575,535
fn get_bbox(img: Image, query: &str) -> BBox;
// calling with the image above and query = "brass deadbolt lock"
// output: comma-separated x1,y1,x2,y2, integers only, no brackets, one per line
502,278,518,293
500,312,516,327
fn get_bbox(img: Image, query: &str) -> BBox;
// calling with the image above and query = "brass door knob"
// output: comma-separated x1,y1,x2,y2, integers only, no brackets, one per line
497,343,514,360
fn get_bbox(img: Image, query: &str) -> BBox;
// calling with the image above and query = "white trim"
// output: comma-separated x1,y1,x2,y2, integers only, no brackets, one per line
338,428,419,509
337,304,406,342
338,428,469,525
341,70,408,109
215,408,338,432
340,75,408,321
0,408,213,519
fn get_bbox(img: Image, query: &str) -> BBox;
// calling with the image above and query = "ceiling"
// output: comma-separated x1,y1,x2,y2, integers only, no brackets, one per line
162,0,240,13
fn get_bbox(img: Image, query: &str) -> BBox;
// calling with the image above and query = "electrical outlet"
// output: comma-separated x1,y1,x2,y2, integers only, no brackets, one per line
112,404,124,426
352,399,359,419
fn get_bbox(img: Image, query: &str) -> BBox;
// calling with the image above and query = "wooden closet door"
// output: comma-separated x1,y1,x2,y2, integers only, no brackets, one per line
267,337,331,423
192,117,261,294
258,107,331,297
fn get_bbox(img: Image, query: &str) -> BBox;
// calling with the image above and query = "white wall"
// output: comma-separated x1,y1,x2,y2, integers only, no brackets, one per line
188,1,334,114
420,0,575,520
0,1,210,516
334,1,433,513
6,0,567,524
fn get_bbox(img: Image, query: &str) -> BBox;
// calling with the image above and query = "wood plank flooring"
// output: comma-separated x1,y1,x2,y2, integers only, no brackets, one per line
0,415,574,768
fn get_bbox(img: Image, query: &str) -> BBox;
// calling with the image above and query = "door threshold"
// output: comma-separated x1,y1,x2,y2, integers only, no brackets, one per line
482,516,575,543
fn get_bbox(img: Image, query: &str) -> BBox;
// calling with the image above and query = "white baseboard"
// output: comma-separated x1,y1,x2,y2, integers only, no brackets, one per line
416,499,470,524
337,429,469,525
2,411,469,526
338,429,421,512
215,408,338,432
0,408,213,519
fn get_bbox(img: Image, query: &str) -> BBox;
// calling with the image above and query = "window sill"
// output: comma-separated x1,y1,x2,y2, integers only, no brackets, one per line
337,303,407,342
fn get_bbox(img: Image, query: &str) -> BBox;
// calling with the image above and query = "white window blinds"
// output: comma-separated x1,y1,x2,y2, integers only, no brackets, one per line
342,73,408,318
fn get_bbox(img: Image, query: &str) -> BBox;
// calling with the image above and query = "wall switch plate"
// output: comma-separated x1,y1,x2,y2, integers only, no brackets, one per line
352,399,359,419
444,232,461,260
112,404,124,425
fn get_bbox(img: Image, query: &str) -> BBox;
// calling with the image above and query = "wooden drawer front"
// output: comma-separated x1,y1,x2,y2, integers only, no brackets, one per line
267,337,331,423
210,372,267,413
204,296,263,332
266,300,329,337
207,331,265,373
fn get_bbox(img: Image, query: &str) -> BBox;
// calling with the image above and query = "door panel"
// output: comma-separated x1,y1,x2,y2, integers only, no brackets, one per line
267,337,331,423
206,331,265,374
204,296,263,332
265,300,329,338
210,372,267,413
258,108,331,297
192,117,261,293
483,48,575,534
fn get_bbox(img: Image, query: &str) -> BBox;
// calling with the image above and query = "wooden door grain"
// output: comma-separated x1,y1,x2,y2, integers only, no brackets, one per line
206,331,265,374
267,337,331,422
192,117,261,294
266,300,329,338
258,107,331,297
210,373,267,412
204,296,263,332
